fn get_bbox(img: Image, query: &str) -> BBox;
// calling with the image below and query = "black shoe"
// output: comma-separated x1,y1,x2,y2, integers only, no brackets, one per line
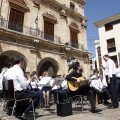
21,113,28,120
90,108,102,113
108,105,119,109
103,101,111,105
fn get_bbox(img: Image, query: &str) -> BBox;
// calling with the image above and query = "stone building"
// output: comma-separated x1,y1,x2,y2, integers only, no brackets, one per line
0,0,90,77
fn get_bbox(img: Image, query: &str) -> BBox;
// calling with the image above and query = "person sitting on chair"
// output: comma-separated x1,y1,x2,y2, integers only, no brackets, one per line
66,62,102,113
90,70,110,105
27,71,43,108
3,56,39,119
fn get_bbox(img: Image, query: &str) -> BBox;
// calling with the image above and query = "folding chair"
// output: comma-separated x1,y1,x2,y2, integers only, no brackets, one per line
3,80,35,120
68,90,90,113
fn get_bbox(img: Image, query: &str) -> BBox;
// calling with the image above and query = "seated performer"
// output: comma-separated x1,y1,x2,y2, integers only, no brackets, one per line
3,56,39,119
90,70,110,105
51,75,69,103
41,71,52,107
66,61,102,113
27,71,43,107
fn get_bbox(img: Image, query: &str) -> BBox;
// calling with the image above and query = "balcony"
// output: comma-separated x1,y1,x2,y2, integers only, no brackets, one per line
69,5,78,13
65,41,84,51
0,18,61,44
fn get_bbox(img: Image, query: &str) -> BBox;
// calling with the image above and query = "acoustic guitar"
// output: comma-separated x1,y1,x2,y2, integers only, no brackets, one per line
68,77,90,91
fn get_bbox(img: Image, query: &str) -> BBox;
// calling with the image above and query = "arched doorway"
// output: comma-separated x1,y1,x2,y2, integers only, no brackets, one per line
37,58,59,77
0,51,27,72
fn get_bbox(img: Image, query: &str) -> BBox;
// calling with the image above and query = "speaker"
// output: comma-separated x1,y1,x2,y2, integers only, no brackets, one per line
57,102,72,117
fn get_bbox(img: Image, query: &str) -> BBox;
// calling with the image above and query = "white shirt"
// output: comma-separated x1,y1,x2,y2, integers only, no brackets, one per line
3,65,27,91
0,70,7,90
29,79,39,89
90,75,103,90
61,80,68,90
105,59,116,78
116,68,120,78
101,78,108,88
52,85,60,91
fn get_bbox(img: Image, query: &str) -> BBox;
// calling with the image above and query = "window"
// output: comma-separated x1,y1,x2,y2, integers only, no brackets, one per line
105,23,113,31
8,8,24,32
107,38,116,53
97,47,101,56
70,3,75,11
44,21,54,41
110,55,118,67
70,29,78,48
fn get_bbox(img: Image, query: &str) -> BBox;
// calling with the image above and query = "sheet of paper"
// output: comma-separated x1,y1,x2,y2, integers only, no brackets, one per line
38,77,52,85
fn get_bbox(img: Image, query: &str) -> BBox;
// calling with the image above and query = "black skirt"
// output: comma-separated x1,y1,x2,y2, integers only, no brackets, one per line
42,86,51,92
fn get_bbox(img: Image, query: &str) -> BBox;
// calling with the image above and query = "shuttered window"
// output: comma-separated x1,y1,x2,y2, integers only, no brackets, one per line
70,29,78,48
8,8,24,32
105,23,113,31
107,38,116,53
44,21,54,41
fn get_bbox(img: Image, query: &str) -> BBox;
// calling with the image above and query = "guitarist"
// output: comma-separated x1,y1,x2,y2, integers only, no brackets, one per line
66,61,102,113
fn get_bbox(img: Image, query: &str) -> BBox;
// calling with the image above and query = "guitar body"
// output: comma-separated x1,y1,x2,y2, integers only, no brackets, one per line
68,77,88,91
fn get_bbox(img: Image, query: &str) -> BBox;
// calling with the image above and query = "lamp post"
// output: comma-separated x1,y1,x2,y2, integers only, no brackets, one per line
71,57,75,64
67,59,71,66
67,57,76,67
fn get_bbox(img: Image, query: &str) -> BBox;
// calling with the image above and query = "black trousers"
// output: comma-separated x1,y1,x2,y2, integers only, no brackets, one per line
70,83,96,109
109,74,118,106
91,88,109,102
52,88,69,103
116,77,120,99
15,90,39,114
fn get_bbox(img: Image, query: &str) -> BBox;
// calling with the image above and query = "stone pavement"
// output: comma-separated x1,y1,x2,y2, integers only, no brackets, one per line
0,102,120,120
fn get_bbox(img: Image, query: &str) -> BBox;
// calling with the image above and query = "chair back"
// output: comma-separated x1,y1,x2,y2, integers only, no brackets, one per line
2,80,6,99
7,80,15,99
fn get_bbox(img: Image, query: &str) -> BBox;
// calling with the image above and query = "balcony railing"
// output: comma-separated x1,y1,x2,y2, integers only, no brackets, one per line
0,18,61,44
69,5,78,13
70,41,84,50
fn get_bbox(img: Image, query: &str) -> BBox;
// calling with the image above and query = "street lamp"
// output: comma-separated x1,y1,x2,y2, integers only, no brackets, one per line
67,59,71,66
67,57,76,67
71,57,75,63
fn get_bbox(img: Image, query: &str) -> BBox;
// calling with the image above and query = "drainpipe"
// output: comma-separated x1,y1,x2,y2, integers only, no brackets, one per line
0,0,3,17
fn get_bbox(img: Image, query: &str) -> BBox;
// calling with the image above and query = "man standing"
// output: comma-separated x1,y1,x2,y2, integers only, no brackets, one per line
103,54,118,108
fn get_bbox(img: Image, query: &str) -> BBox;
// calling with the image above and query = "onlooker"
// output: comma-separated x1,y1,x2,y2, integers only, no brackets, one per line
103,54,118,108
116,64,120,101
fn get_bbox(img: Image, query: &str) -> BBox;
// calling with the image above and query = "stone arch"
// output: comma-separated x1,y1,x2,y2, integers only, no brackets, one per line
69,21,80,32
0,50,30,72
37,57,60,76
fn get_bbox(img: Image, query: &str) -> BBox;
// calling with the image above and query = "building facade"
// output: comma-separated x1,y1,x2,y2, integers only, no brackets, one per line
94,14,120,75
0,0,90,77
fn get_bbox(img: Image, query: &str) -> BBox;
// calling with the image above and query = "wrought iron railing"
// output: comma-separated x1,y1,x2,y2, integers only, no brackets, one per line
70,41,84,50
69,5,78,13
0,18,61,44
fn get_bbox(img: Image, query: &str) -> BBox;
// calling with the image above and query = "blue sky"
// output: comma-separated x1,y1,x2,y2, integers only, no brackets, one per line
84,0,120,57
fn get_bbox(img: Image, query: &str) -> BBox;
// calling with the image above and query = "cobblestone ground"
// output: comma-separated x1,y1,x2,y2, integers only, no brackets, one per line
0,101,120,120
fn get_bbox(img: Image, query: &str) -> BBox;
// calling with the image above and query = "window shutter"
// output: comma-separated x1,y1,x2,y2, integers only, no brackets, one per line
8,8,24,32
